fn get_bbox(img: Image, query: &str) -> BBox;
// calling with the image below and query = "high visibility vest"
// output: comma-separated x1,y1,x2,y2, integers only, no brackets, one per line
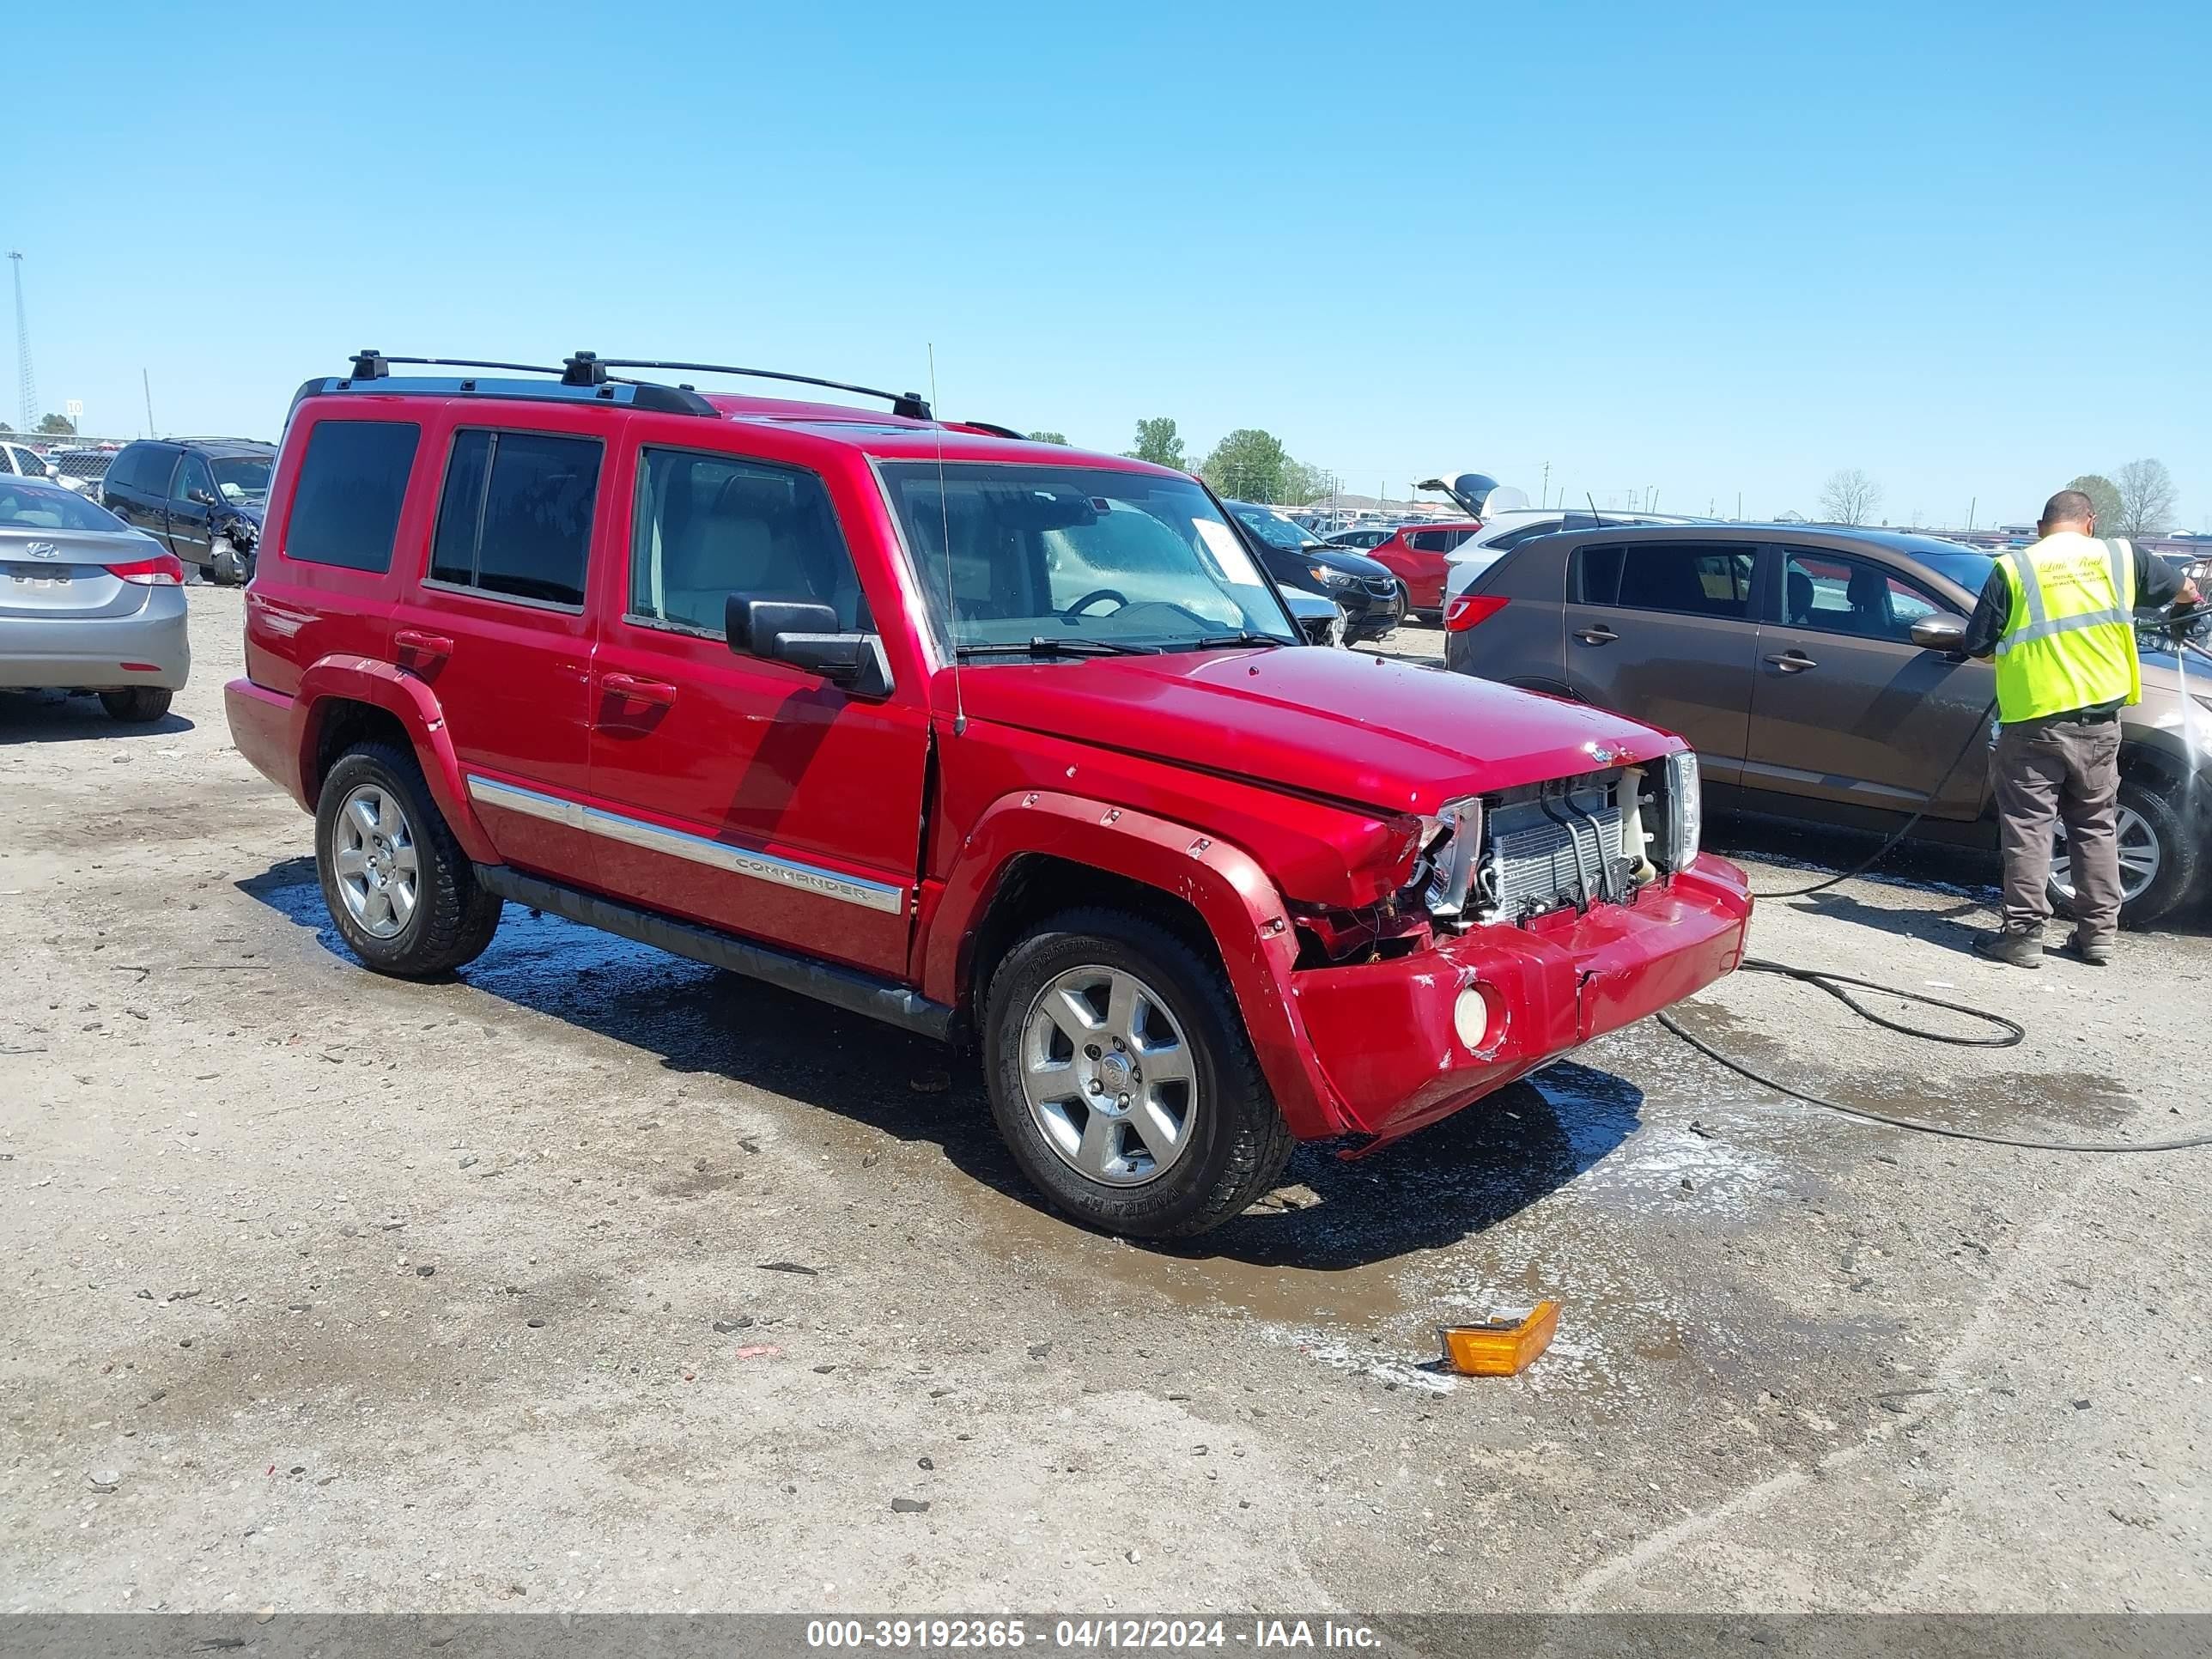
1991,532,2140,723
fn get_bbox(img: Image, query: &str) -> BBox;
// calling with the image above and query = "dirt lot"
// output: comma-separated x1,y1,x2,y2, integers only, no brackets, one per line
4,592,2209,1616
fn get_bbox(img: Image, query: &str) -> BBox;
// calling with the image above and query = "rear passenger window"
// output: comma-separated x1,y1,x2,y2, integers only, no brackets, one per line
429,429,600,607
284,421,421,574
628,448,868,635
1584,543,1754,618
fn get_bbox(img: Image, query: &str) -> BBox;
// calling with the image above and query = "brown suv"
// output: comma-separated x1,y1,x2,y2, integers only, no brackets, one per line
1443,523,2210,925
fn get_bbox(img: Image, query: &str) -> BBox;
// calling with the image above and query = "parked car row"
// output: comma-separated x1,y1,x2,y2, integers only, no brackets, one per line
218,349,1750,1240
1224,501,1406,641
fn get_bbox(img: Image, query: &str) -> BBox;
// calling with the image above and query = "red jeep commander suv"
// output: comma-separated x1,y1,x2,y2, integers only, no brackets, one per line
227,350,1751,1237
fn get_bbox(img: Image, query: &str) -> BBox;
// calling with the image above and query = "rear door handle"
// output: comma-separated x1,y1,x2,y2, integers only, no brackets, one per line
602,672,678,708
1764,650,1817,672
1573,625,1619,645
394,628,454,664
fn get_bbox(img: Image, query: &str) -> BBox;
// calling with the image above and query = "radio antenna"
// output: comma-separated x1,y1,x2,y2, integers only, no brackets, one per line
929,343,965,738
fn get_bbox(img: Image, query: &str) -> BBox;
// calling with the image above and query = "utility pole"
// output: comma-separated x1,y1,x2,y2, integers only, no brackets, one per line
1735,491,1742,522
8,252,34,435
1540,460,1551,509
1966,495,1976,534
143,369,155,438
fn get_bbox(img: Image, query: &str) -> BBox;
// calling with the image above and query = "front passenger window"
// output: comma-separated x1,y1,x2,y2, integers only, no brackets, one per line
1780,550,1940,644
629,448,869,636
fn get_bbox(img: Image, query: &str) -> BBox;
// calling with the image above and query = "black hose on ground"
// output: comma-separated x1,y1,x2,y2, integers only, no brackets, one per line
1657,960,2212,1154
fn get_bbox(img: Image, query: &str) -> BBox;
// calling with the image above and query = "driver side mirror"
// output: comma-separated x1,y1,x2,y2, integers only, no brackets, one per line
726,596,894,698
1910,614,1967,652
187,487,217,507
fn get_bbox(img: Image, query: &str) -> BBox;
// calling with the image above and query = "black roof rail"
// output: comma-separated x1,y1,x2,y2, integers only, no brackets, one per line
592,358,932,421
952,421,1027,441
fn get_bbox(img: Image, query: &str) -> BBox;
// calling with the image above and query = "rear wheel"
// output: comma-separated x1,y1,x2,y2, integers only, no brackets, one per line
99,687,172,723
982,907,1292,1238
2050,772,2202,928
315,742,502,975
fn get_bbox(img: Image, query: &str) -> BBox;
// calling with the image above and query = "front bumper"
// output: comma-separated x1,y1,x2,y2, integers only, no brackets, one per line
0,593,191,691
1340,582,1407,639
1289,854,1752,1144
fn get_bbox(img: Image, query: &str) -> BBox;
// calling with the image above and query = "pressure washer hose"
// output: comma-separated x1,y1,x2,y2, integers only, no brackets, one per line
1663,642,2212,1152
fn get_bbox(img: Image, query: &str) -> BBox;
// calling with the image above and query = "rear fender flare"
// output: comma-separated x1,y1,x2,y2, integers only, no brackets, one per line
294,656,496,865
927,791,1349,1139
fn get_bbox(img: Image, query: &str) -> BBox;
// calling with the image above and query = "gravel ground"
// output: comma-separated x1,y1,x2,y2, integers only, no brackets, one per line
3,597,2209,1616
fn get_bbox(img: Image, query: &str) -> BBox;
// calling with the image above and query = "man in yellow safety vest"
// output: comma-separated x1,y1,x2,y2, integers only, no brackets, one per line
1964,489,2198,967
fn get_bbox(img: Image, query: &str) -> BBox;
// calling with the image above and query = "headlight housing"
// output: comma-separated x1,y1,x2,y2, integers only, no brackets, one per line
1310,564,1360,589
1419,796,1483,921
1663,750,1701,870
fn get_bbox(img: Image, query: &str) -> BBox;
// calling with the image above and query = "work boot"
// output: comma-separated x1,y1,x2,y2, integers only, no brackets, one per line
1972,927,2045,969
2060,933,2113,967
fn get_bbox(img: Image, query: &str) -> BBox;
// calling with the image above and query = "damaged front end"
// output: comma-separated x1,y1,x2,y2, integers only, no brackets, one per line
1282,746,1747,1145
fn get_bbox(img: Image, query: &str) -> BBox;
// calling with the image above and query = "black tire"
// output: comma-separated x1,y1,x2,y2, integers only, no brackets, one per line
2050,769,2203,930
315,741,502,976
100,687,172,723
210,535,247,586
981,906,1293,1238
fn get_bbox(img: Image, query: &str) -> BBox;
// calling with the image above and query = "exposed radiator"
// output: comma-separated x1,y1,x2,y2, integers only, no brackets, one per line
1486,787,1623,917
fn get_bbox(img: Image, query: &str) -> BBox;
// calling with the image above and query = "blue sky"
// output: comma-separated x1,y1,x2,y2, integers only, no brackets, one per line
10,1,2208,526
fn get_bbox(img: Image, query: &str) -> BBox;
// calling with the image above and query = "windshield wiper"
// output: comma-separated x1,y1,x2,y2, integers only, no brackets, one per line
956,636,1163,659
1184,631,1286,652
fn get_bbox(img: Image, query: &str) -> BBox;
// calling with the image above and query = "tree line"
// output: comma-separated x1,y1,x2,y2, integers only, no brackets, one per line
1815,462,2180,537
1024,418,1334,505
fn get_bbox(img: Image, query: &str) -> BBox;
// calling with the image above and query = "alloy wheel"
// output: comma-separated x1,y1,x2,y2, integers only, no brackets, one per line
2051,804,2161,905
1018,965,1198,1188
331,782,420,939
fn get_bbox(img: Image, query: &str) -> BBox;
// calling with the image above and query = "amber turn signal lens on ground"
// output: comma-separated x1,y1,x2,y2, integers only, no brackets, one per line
1438,1300,1559,1376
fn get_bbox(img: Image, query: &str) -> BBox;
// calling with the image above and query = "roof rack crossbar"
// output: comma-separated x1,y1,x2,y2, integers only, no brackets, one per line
592,359,932,422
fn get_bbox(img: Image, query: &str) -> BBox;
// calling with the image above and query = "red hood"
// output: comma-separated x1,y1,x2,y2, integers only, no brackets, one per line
945,647,1680,816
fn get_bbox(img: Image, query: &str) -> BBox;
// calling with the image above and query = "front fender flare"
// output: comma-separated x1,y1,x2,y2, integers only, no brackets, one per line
293,655,497,866
925,790,1351,1139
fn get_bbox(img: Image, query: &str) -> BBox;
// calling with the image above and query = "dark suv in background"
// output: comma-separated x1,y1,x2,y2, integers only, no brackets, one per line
101,437,275,584
1444,522,2211,925
1224,500,1404,641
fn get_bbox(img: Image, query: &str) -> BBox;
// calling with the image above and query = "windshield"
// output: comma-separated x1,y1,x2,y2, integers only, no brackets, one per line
0,482,131,532
1910,545,1997,597
1227,502,1323,553
211,453,273,503
882,464,1297,654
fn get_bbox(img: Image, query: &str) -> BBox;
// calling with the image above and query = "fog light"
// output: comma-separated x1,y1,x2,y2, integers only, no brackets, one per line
1453,984,1499,1053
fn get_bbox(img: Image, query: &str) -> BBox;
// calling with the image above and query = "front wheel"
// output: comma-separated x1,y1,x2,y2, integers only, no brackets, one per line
315,742,503,976
2050,771,2203,928
210,535,248,586
982,907,1293,1238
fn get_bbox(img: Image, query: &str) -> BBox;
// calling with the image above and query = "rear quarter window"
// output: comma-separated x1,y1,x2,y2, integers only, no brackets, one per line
283,420,422,573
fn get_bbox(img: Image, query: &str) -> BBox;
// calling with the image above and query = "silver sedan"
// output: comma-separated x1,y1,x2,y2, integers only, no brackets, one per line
1,476,190,723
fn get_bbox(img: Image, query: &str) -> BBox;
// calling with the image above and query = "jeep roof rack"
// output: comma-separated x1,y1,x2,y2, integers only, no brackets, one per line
587,356,931,422
322,349,932,422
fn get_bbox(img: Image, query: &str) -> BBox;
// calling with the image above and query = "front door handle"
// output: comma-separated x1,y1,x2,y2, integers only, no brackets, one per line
602,672,678,708
1764,650,1817,672
394,628,454,665
1573,625,1620,645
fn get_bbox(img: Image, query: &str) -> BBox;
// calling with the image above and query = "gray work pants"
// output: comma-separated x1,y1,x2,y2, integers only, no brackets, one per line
1993,714,2124,939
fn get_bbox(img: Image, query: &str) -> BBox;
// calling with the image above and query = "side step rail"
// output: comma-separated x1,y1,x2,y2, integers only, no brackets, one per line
473,866,954,1042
